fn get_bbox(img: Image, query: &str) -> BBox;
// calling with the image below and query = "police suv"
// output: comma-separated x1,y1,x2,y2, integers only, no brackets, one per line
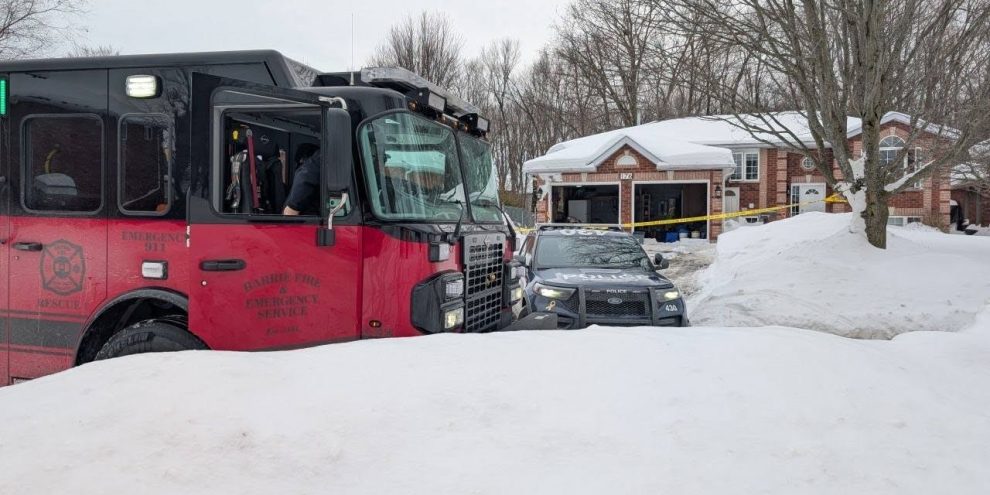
516,225,688,328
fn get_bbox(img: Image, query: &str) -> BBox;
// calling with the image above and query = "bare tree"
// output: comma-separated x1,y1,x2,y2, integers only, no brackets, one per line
955,142,990,204
668,0,990,248
369,11,463,88
0,0,84,59
67,43,118,57
555,0,664,127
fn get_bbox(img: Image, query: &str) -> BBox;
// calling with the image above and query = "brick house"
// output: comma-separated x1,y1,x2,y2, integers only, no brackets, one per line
523,112,952,240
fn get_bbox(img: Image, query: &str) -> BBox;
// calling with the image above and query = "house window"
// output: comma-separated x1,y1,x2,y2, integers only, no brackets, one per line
731,150,759,181
801,156,816,171
615,150,638,168
879,135,923,189
789,185,801,216
887,216,923,227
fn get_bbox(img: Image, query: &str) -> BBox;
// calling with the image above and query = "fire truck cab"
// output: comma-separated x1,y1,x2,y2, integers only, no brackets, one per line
0,51,540,385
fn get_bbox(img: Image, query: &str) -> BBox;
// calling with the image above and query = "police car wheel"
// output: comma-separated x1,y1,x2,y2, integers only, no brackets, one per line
94,320,207,360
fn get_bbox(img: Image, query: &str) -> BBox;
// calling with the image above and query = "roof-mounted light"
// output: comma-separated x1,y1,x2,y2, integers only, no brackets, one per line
408,88,446,115
125,75,160,99
360,67,482,116
459,113,490,136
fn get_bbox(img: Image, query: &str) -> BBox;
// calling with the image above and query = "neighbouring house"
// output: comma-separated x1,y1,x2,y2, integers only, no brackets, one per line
523,112,952,241
950,146,990,230
951,185,989,230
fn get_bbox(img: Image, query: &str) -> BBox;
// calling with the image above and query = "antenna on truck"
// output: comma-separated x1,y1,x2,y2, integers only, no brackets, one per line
350,13,355,86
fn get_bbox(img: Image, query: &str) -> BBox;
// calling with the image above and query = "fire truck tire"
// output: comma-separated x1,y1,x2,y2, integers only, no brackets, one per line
94,320,207,360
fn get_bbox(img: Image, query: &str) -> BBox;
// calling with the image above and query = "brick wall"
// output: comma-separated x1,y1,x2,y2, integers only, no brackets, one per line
532,145,725,240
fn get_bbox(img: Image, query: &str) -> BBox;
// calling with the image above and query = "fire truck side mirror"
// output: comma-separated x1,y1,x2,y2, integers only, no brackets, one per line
319,107,353,247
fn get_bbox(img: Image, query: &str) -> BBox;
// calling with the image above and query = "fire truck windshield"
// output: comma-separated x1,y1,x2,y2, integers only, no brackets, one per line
458,133,503,223
360,112,467,221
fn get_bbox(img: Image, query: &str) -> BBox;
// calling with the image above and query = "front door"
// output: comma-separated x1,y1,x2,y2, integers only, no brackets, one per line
723,187,740,214
187,74,361,351
796,184,826,214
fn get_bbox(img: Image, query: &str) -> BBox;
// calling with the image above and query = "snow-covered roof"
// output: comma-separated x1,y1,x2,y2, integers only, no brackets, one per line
653,111,955,147
522,124,736,175
641,112,847,147
523,111,957,176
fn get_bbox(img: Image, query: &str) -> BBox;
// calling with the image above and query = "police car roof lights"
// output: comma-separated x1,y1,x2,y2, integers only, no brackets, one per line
537,224,624,232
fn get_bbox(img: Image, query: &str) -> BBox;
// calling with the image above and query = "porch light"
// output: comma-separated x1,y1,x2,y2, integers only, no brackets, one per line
714,184,722,198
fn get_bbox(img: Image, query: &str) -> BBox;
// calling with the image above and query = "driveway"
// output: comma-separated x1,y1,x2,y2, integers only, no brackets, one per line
641,239,715,297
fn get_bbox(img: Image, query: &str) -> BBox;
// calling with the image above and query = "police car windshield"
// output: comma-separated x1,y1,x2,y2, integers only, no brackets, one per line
359,112,467,221
458,134,503,223
535,233,649,269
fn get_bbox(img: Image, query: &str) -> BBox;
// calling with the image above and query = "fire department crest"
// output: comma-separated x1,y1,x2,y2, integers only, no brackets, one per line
40,240,85,296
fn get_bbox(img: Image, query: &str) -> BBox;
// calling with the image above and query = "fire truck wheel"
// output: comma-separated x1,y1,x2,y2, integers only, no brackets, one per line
94,320,207,360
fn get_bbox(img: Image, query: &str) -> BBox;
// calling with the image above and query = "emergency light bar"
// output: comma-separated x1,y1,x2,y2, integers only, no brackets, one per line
0,78,7,116
361,67,481,116
537,224,624,232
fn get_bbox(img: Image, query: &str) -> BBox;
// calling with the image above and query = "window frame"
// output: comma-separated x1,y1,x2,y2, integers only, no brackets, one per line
879,136,924,190
888,216,923,227
357,109,467,223
20,113,105,216
730,149,760,182
117,112,174,217
209,94,324,222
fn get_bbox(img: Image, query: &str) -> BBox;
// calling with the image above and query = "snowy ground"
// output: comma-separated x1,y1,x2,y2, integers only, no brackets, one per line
690,213,990,339
2,314,990,495
2,214,990,494
642,238,716,297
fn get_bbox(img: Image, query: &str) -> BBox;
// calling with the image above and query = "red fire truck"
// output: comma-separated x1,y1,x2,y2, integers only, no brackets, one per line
0,51,546,385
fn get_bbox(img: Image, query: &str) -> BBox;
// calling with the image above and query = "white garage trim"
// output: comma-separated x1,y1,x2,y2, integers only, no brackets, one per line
631,180,711,238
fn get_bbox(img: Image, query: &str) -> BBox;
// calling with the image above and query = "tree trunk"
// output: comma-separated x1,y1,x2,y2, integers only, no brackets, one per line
863,189,889,249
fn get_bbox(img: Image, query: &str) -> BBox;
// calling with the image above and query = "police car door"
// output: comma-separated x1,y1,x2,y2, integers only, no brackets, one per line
187,74,361,350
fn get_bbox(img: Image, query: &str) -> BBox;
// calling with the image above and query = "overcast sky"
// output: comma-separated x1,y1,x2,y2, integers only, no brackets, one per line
77,0,570,70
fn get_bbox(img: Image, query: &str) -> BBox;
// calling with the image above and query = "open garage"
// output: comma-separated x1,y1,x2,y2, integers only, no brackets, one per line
549,184,620,224
634,182,709,241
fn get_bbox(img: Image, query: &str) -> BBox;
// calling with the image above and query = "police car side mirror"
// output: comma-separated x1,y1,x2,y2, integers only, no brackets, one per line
654,253,670,270
319,106,353,247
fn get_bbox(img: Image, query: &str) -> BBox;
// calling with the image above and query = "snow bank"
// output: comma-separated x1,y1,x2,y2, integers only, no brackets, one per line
2,320,990,495
691,212,990,338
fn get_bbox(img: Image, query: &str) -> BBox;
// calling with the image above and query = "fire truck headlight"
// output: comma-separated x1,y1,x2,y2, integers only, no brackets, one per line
444,307,464,330
444,276,464,300
411,271,466,334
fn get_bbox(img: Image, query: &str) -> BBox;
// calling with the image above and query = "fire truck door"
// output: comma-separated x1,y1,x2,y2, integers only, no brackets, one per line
5,70,109,381
187,74,361,351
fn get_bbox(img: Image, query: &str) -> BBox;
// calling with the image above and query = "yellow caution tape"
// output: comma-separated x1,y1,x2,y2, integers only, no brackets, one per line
517,194,848,231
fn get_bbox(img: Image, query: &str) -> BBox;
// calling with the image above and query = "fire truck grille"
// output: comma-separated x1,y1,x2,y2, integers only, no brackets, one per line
585,291,651,318
463,233,505,333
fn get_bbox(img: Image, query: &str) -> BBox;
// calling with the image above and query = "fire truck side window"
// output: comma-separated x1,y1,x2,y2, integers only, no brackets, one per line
23,115,103,213
219,107,321,216
119,114,173,215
